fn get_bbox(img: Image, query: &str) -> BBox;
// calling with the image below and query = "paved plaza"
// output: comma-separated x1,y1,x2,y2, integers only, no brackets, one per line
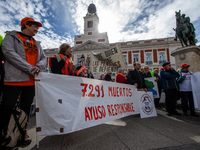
18,105,200,150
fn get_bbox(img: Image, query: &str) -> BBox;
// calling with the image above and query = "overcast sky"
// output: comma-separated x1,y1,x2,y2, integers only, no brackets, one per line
0,0,200,49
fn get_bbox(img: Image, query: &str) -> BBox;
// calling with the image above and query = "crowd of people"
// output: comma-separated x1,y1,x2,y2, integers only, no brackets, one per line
0,17,199,149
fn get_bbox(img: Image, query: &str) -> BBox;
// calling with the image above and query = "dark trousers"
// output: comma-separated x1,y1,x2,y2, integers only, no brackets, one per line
0,85,35,142
154,88,162,107
181,91,195,113
164,89,178,113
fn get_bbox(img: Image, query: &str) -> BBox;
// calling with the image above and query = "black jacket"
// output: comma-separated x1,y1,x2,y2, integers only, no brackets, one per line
127,69,146,88
105,74,111,81
142,72,152,78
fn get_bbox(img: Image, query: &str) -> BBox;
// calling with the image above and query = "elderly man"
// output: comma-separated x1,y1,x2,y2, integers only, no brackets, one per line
177,64,199,117
0,17,47,146
160,62,180,116
127,62,147,92
143,65,152,78
116,68,128,84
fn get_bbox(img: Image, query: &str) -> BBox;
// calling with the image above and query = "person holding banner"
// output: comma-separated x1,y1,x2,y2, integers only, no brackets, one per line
177,64,199,117
50,43,87,77
160,62,180,116
0,17,47,146
143,65,153,78
127,62,147,92
116,68,128,84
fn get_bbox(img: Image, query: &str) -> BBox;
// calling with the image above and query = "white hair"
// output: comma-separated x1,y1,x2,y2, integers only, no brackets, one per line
144,65,149,68
118,68,124,73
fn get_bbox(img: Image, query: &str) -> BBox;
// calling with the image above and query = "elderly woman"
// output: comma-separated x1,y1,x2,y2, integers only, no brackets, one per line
116,68,128,84
50,43,86,77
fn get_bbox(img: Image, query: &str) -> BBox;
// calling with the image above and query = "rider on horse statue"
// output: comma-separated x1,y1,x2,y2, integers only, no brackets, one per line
174,10,196,47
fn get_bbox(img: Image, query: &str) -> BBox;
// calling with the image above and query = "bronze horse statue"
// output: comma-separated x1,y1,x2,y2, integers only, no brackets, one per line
174,10,196,47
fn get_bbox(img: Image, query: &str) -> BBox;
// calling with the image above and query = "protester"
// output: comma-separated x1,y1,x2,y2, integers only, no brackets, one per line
116,68,128,84
0,17,47,146
127,62,147,92
154,69,163,109
50,43,87,77
99,74,105,80
160,62,180,116
87,69,94,79
177,64,199,117
143,65,152,78
105,72,112,81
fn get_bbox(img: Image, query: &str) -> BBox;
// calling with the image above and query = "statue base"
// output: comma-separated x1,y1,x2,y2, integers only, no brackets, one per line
171,46,200,73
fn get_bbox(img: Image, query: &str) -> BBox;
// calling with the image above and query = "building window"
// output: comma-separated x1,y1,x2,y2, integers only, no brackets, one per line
87,21,93,28
88,32,92,35
123,55,127,65
133,54,139,63
76,41,82,44
146,53,152,64
77,36,81,38
98,39,105,42
159,53,165,63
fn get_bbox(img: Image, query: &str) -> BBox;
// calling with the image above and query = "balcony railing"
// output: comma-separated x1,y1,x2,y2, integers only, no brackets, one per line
159,60,166,64
146,61,152,64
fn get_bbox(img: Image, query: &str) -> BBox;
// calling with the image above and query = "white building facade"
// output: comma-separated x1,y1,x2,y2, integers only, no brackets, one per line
44,3,181,77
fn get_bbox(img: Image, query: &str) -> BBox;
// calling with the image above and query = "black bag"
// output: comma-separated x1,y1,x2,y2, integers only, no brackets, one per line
1,108,28,148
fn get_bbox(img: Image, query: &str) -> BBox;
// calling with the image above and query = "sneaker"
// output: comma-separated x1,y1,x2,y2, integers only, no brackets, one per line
22,130,32,146
183,112,189,116
191,112,199,117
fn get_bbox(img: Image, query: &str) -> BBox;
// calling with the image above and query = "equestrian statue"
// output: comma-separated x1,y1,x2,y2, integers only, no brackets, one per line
174,10,196,47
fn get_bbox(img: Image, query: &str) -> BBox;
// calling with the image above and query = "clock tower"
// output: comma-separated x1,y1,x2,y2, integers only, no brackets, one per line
74,3,109,46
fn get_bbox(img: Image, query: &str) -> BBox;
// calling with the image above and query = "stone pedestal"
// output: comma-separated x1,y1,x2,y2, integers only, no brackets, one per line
171,46,200,73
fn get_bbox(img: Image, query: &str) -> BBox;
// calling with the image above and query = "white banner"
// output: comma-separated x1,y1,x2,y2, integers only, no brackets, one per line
35,72,139,136
144,77,159,98
90,45,127,73
191,72,200,110
138,91,157,118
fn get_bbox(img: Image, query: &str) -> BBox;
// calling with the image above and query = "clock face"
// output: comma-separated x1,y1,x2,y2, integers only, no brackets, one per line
88,21,93,28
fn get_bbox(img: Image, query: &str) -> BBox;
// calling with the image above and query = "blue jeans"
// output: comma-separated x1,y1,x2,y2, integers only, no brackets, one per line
181,91,195,113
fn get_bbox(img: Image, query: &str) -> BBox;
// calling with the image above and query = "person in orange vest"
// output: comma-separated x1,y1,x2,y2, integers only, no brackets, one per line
0,17,47,147
50,43,87,77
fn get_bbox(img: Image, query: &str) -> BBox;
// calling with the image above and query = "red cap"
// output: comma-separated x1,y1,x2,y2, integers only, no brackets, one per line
21,17,42,27
181,64,190,68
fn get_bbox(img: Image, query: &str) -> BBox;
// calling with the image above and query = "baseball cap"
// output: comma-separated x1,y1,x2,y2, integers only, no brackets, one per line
181,64,190,68
21,17,42,27
162,62,170,67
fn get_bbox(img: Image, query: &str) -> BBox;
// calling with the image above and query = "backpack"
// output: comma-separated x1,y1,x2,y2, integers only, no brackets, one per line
1,108,28,148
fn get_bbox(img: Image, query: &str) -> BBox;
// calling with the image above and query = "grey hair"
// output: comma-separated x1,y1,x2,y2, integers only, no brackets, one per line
118,68,124,73
144,65,149,68
58,43,70,54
